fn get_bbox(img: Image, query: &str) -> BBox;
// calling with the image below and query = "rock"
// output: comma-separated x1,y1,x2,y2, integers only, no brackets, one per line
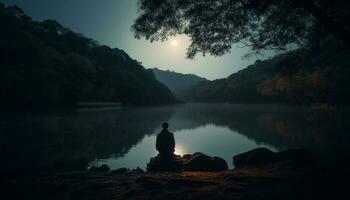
147,154,183,172
233,148,279,168
233,148,314,168
132,167,145,173
183,152,228,171
182,154,192,160
98,164,110,172
147,152,228,171
89,164,110,173
111,167,128,175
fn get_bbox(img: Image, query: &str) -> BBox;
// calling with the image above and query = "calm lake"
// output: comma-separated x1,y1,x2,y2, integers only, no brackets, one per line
1,103,350,173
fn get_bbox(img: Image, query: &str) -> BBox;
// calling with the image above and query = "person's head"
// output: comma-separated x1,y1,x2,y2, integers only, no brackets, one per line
162,122,169,130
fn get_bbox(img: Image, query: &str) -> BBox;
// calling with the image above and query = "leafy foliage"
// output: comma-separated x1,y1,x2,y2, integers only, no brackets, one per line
0,3,175,111
133,0,350,58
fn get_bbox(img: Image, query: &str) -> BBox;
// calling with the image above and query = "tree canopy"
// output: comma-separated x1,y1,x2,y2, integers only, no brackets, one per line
132,0,350,58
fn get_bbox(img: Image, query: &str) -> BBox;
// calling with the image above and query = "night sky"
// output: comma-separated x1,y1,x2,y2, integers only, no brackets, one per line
3,0,275,80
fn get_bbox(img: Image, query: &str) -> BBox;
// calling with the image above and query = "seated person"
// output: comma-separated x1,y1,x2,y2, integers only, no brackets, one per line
156,122,175,159
147,122,182,171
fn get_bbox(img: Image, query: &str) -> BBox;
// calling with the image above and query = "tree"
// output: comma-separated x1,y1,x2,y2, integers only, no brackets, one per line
41,20,71,34
0,4,176,111
132,0,350,58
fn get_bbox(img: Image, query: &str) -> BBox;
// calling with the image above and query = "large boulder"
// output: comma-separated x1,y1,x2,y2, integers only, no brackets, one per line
233,148,313,168
111,167,128,175
233,148,279,168
147,153,228,172
89,164,110,173
183,152,228,171
147,154,183,172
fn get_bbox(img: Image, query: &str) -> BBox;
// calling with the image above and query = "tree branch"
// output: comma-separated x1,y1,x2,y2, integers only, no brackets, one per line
297,0,350,46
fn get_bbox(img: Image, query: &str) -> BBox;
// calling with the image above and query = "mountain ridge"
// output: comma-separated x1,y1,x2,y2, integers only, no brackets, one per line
152,68,209,101
0,3,175,111
186,47,350,105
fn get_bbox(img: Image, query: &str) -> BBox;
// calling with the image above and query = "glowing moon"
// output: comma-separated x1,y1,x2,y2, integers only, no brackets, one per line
174,145,185,155
171,39,179,47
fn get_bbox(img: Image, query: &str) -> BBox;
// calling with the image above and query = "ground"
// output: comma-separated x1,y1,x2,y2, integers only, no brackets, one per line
4,160,348,200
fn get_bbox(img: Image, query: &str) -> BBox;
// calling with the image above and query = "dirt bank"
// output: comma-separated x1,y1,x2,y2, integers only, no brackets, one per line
4,160,348,200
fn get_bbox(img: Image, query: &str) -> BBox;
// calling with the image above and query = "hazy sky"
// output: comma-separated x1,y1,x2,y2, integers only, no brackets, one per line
3,0,274,80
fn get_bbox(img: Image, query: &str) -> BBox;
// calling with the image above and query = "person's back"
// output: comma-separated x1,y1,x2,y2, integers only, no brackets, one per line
156,122,175,158
147,122,182,171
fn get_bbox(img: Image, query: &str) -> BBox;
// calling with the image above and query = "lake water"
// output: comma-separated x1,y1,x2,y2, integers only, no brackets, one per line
1,103,350,173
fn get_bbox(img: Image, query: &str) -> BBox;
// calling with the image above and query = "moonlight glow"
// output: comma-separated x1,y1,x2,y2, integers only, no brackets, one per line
171,39,179,47
174,146,185,156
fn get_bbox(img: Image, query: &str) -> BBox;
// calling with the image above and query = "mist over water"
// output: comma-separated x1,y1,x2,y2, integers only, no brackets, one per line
1,103,350,173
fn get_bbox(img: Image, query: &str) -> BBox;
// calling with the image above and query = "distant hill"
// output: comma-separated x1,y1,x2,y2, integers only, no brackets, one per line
186,57,280,103
187,46,350,105
152,68,208,101
0,3,175,111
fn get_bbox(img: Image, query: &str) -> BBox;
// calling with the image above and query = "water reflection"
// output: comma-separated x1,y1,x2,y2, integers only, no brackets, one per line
1,104,349,173
98,124,276,169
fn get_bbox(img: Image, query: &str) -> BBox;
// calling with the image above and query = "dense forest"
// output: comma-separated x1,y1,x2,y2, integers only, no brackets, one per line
152,68,208,101
186,46,350,105
0,3,175,112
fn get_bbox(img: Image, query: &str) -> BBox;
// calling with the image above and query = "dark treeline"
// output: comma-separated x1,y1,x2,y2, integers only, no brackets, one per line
0,3,175,112
186,46,350,105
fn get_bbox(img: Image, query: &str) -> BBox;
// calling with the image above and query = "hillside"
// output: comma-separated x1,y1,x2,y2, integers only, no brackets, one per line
0,4,175,111
187,47,350,105
152,68,208,101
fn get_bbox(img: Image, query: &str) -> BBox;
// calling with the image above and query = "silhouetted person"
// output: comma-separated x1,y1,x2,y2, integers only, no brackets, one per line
156,122,175,159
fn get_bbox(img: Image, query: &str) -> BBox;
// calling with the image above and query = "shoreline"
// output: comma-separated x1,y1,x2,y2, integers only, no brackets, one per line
4,160,347,200
4,148,349,200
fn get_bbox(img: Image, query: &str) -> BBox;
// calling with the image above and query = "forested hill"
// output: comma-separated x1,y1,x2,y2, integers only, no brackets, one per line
152,68,208,101
187,46,350,105
0,3,175,111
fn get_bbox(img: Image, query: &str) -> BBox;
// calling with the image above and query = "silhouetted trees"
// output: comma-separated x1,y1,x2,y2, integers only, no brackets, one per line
0,3,175,112
132,0,350,58
185,46,350,105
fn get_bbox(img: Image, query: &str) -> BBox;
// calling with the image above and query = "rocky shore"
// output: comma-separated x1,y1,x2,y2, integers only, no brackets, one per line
3,148,348,200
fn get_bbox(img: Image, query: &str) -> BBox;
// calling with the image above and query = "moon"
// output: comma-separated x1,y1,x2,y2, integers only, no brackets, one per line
171,39,179,47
